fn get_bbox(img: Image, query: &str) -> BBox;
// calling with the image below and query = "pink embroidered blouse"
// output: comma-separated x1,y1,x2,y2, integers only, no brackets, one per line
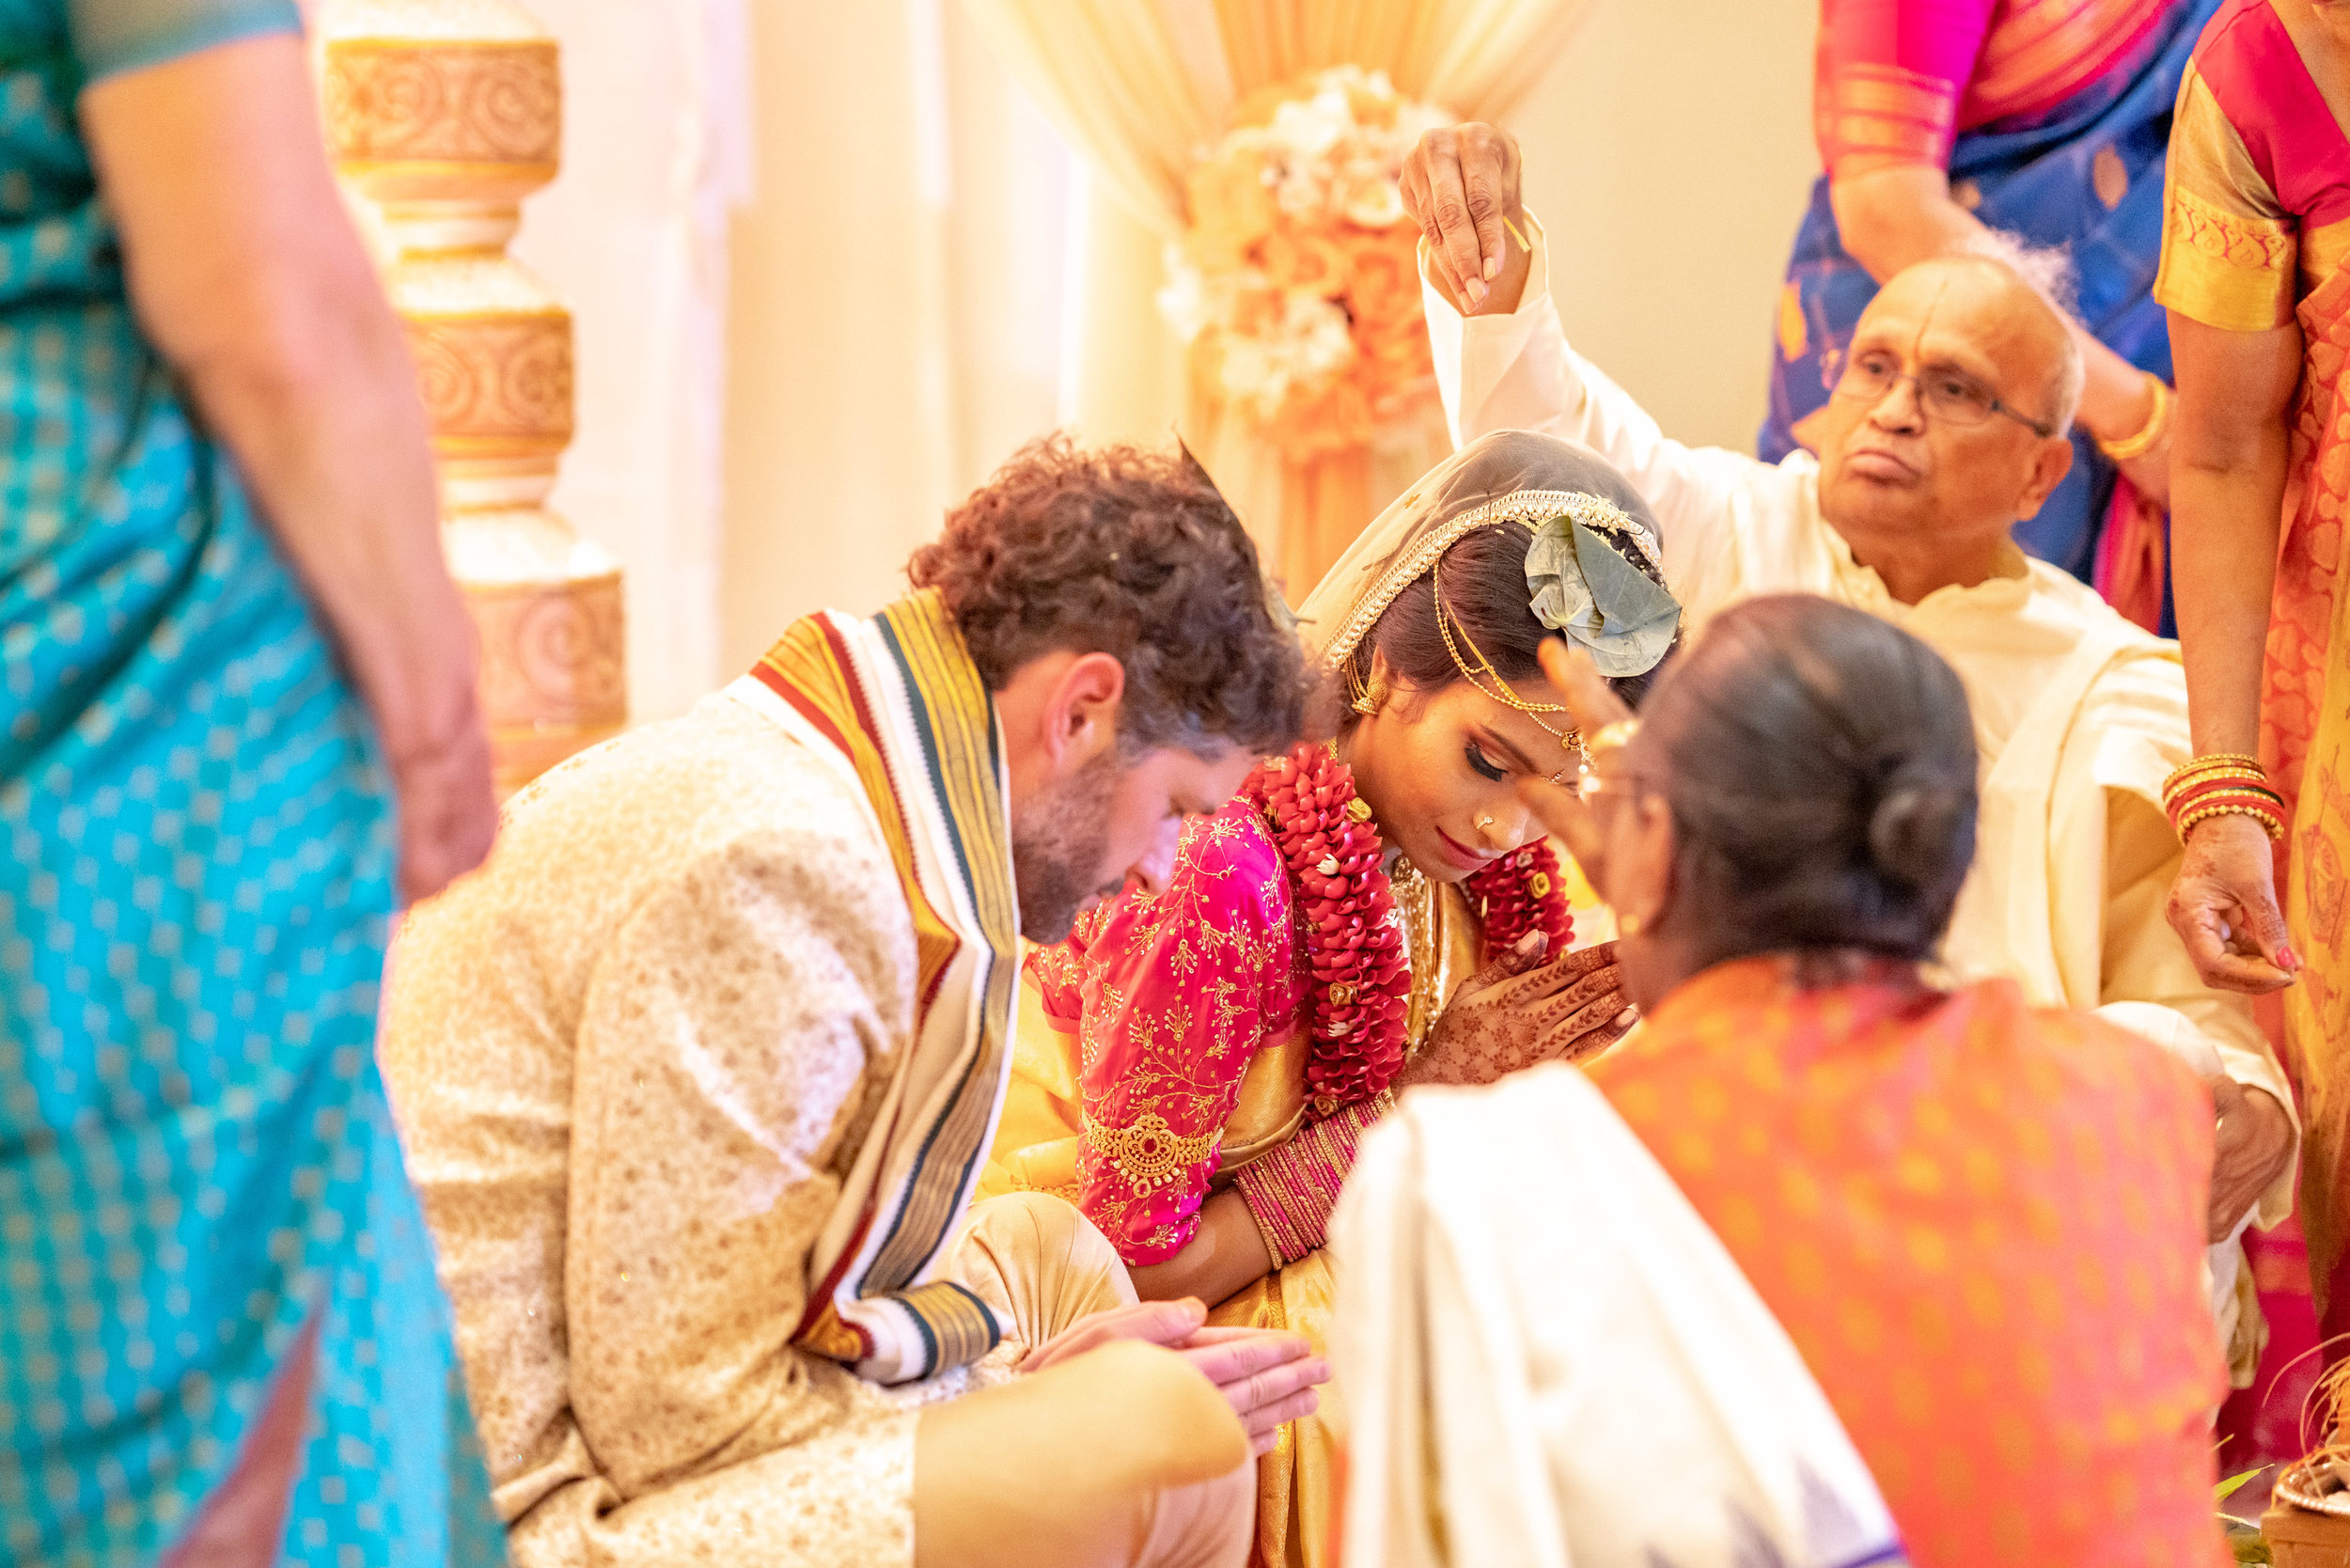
1027,800,1306,1265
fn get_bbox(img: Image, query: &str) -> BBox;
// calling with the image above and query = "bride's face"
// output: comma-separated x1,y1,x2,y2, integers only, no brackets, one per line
1344,670,1580,883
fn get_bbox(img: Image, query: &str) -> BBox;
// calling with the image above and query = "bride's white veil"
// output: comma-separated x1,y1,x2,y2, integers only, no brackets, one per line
1293,431,1672,673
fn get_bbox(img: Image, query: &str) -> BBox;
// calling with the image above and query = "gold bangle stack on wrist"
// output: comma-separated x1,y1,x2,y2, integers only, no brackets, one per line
2096,371,2172,463
2162,752,2286,843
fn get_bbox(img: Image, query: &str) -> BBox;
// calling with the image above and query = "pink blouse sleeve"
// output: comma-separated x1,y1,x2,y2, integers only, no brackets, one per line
1813,0,1998,178
1036,799,1302,1266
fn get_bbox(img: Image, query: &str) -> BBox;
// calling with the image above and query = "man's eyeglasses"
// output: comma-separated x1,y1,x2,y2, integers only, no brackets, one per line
1822,348,2057,438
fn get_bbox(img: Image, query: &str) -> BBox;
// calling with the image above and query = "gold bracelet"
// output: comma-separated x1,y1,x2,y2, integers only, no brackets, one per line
2179,802,2287,843
2162,753,2265,794
2097,372,2171,463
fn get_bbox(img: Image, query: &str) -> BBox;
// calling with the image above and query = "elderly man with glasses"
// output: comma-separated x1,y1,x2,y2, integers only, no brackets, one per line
1402,125,2295,1388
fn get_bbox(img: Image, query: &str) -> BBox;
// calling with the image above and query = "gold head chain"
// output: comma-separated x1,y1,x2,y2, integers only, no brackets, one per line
1431,556,1590,783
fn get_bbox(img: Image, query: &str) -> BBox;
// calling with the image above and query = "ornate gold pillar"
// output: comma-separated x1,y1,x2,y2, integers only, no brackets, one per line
318,0,625,796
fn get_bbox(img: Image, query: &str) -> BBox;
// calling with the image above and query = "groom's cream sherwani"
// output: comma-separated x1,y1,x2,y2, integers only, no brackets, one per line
381,660,1253,1567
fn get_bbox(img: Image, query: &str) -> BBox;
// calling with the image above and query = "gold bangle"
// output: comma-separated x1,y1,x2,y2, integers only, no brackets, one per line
1501,214,1531,254
2179,802,2286,843
2097,373,2171,463
2162,754,2265,792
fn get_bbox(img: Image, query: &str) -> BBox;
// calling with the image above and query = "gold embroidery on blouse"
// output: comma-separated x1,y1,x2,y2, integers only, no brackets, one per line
1815,61,1958,177
1087,1110,1223,1195
2161,185,2298,331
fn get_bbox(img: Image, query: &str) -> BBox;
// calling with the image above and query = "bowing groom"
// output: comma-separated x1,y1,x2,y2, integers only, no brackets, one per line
380,438,1324,1568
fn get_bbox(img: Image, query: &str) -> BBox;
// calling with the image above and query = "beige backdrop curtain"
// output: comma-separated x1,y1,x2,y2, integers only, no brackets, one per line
717,0,1081,672
962,0,1594,596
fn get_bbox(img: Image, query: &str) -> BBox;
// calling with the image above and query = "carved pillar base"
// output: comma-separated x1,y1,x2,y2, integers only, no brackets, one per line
321,0,624,798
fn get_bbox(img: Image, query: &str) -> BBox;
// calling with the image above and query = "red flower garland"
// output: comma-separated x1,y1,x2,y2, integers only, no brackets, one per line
1242,744,1576,1115
1467,840,1574,956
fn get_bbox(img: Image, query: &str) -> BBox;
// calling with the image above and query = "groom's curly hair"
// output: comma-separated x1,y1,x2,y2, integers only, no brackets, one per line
909,434,1312,757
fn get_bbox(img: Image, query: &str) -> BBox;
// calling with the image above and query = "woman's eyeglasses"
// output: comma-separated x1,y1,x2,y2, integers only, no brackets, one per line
1821,348,2056,438
1574,772,1653,807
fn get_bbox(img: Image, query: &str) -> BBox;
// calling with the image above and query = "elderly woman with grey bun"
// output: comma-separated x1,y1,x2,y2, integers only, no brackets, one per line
1332,595,2230,1568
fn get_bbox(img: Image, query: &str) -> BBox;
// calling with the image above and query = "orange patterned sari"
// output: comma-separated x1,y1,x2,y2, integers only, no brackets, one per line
1592,958,2228,1566
2154,0,2350,1307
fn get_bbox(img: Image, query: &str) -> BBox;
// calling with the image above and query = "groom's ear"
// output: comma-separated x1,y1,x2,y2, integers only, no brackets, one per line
1040,651,1127,775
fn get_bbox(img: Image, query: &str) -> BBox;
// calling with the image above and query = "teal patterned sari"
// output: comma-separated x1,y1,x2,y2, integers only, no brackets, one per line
0,4,503,1562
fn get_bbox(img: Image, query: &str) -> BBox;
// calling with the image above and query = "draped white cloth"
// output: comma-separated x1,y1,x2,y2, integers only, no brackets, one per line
1330,1064,1904,1568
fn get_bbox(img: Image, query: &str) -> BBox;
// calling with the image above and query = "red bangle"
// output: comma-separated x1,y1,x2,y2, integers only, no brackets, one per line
2169,781,2285,823
1232,1092,1392,1266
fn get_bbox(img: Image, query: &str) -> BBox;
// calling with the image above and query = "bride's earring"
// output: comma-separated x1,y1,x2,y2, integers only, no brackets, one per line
1618,911,1646,937
1351,667,1391,717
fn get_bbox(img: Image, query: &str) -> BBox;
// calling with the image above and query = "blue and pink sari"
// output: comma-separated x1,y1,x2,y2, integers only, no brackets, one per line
1764,0,2224,633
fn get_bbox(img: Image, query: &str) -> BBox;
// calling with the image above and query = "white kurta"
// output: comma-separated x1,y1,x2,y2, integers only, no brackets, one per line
1424,230,2297,1256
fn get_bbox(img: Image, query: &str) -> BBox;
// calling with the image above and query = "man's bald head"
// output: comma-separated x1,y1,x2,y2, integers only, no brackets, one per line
1810,243,2081,594
1874,245,2084,436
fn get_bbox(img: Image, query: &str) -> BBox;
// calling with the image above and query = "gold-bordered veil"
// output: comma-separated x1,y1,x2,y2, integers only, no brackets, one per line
1293,428,1670,667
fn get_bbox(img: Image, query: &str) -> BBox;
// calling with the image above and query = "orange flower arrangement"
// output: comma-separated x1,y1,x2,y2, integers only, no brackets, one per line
1160,68,1449,461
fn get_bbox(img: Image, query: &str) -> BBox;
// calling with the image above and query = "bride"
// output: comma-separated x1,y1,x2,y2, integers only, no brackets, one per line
979,429,1683,1565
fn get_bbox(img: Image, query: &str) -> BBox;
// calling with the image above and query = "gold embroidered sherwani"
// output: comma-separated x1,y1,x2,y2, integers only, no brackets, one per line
380,689,1254,1568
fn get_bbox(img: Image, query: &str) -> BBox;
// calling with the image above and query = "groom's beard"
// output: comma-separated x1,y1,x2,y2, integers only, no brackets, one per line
1011,749,1122,944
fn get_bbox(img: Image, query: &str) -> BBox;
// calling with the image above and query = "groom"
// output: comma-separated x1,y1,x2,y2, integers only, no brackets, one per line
380,437,1322,1568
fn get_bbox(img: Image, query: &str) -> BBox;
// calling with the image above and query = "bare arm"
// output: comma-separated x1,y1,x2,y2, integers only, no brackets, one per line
1126,1191,1276,1307
1832,165,2168,495
81,35,493,903
2170,313,2301,756
2164,311,2305,992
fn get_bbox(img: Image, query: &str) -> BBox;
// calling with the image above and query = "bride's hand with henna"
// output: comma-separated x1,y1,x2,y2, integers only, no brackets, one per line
1399,933,1637,1090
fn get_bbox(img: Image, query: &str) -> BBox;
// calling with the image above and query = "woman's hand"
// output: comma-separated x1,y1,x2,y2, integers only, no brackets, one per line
1515,640,1640,881
2112,399,2175,510
1022,1299,1325,1456
1401,934,1635,1089
2166,311,2302,988
2167,814,2297,994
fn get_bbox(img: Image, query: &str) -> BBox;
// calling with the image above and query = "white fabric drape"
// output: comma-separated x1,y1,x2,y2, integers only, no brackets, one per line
716,0,1079,673
962,0,1596,234
1331,1065,1904,1568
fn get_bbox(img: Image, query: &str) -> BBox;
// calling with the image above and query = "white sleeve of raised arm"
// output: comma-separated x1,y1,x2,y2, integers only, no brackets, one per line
1422,214,1810,606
